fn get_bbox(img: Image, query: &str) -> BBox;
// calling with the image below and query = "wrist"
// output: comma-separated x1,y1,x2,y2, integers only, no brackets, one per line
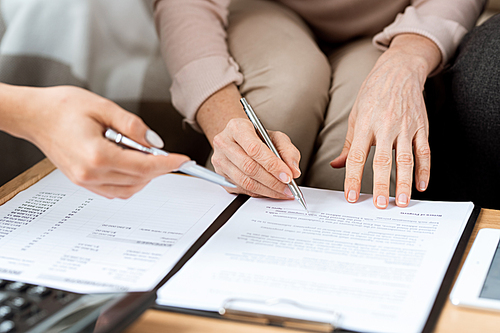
196,83,246,145
0,83,40,141
386,33,442,78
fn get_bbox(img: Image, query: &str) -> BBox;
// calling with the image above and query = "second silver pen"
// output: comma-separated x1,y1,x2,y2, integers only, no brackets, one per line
240,98,308,212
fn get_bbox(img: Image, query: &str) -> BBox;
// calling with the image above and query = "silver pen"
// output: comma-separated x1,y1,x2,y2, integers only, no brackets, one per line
240,98,308,211
104,128,236,188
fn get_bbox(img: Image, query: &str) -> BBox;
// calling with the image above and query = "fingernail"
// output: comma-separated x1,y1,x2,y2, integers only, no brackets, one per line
347,190,357,203
279,172,291,183
398,193,408,205
377,195,387,208
284,187,293,197
419,181,426,191
145,129,164,148
293,161,301,174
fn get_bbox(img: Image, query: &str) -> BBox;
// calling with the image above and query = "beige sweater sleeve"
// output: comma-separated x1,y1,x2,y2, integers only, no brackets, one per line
373,0,486,74
155,0,486,128
154,0,242,130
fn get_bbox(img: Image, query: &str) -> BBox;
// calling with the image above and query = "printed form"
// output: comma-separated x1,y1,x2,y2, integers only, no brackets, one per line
0,170,235,293
157,188,474,333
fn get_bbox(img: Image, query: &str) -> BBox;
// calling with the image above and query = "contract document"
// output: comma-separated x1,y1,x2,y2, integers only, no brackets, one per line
157,188,475,333
0,170,235,293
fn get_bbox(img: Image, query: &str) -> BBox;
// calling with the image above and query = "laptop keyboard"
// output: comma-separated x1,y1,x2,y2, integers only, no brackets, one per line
0,279,82,333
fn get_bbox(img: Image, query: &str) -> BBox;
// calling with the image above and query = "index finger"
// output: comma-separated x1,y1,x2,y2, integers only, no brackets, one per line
233,125,294,185
344,134,372,204
270,131,302,179
104,141,190,177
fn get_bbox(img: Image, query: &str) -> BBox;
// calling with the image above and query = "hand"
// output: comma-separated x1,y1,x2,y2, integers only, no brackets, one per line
212,118,301,198
1,85,190,199
196,84,301,198
330,34,441,209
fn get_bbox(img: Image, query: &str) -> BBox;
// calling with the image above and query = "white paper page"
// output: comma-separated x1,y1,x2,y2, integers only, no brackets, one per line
0,170,235,293
157,187,473,333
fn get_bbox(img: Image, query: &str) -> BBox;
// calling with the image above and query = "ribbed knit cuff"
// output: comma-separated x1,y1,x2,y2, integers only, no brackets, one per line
373,7,468,76
170,55,244,132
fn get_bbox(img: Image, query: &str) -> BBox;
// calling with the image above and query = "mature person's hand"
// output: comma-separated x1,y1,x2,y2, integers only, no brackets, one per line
0,84,190,199
330,34,442,209
197,84,301,198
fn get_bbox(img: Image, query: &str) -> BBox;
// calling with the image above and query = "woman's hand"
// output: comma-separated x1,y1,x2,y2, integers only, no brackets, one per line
330,34,441,209
197,84,301,198
0,84,190,199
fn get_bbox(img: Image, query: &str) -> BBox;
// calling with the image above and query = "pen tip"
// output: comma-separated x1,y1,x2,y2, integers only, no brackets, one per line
298,197,308,213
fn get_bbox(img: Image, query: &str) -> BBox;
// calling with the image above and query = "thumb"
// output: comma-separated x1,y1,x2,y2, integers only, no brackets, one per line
330,128,354,169
330,146,349,168
100,103,164,148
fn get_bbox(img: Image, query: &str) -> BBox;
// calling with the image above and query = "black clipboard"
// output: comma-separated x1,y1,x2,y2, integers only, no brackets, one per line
152,197,481,333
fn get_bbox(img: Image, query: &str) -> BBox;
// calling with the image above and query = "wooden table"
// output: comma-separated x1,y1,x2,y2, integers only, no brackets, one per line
2,159,500,332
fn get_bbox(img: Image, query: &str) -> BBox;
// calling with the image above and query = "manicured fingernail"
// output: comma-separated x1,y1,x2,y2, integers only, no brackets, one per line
377,195,387,208
279,172,291,183
348,190,357,203
145,129,164,148
284,187,293,197
398,193,408,205
419,181,426,191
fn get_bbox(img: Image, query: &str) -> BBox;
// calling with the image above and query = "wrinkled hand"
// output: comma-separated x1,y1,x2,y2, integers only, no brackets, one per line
211,118,301,198
22,86,190,198
330,34,441,209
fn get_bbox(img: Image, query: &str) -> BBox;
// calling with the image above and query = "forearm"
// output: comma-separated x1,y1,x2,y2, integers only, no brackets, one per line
0,83,39,141
196,83,246,146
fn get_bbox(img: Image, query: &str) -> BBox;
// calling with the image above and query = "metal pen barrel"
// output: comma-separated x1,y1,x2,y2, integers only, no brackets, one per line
240,98,308,212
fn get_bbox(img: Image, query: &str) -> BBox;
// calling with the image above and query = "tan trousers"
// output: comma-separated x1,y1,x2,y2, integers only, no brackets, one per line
226,0,396,194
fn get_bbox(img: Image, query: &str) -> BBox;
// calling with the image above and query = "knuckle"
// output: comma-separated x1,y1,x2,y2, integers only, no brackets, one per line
268,177,285,191
396,153,414,167
123,115,144,135
272,131,289,143
211,155,222,170
345,175,362,186
226,118,240,130
240,176,259,193
246,141,263,158
262,158,281,173
347,149,367,165
212,134,225,149
242,158,260,177
415,144,431,159
418,166,430,177
72,167,94,185
396,181,412,191
373,152,392,168
227,118,249,133
88,149,107,168
294,147,301,160
343,139,352,151
374,182,390,193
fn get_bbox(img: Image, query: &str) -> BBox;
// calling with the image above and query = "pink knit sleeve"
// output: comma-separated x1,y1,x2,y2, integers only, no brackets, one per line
154,0,243,130
373,0,486,74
